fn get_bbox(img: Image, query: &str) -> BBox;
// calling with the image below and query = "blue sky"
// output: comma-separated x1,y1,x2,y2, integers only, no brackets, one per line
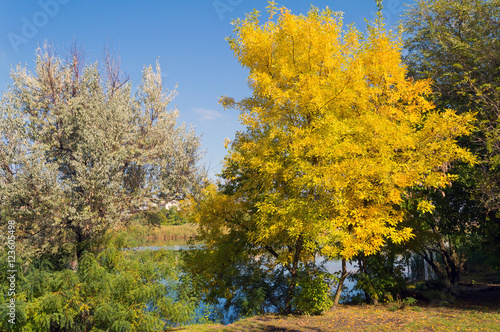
0,0,408,179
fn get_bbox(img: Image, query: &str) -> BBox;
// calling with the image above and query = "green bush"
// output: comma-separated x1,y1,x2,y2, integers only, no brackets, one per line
293,271,333,315
142,207,188,227
349,253,407,305
166,207,188,225
0,248,200,331
144,209,169,227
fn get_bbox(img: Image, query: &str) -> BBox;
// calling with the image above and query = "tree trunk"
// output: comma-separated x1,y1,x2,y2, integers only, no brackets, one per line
70,227,85,272
333,258,348,306
284,267,297,314
437,238,462,285
284,235,303,314
419,248,445,281
69,250,78,272
429,224,463,285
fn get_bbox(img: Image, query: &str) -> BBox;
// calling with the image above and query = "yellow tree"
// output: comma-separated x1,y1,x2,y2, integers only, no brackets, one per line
186,3,475,315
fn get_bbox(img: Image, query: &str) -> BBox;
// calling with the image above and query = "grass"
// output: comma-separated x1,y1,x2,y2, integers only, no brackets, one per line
169,303,500,331
108,221,198,248
169,277,500,332
144,223,198,246
112,219,500,331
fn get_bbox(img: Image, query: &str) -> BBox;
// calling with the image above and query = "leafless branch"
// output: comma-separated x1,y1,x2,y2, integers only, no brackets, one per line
103,45,130,97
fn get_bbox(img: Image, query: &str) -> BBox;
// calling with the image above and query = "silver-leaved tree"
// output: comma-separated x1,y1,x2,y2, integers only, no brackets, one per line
0,44,205,267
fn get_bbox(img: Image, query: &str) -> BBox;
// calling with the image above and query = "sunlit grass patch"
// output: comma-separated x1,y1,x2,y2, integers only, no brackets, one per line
169,304,500,332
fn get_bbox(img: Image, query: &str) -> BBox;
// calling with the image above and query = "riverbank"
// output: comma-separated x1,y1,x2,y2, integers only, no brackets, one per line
170,283,500,331
145,223,198,246
119,224,500,331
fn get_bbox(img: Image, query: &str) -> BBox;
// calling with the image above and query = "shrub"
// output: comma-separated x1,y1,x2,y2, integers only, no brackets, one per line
0,249,200,331
293,271,334,315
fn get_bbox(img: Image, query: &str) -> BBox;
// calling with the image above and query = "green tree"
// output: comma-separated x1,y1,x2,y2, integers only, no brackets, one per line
0,246,201,331
186,3,474,315
403,0,500,207
0,44,205,266
402,0,500,273
400,165,488,284
166,206,188,225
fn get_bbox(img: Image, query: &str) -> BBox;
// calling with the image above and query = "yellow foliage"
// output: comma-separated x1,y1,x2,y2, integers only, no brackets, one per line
197,4,474,264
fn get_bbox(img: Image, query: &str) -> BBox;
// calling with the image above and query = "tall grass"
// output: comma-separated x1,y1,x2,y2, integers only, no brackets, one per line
145,223,199,246
106,222,199,248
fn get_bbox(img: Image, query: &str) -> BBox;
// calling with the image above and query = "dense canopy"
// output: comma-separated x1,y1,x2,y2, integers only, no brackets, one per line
186,3,475,314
